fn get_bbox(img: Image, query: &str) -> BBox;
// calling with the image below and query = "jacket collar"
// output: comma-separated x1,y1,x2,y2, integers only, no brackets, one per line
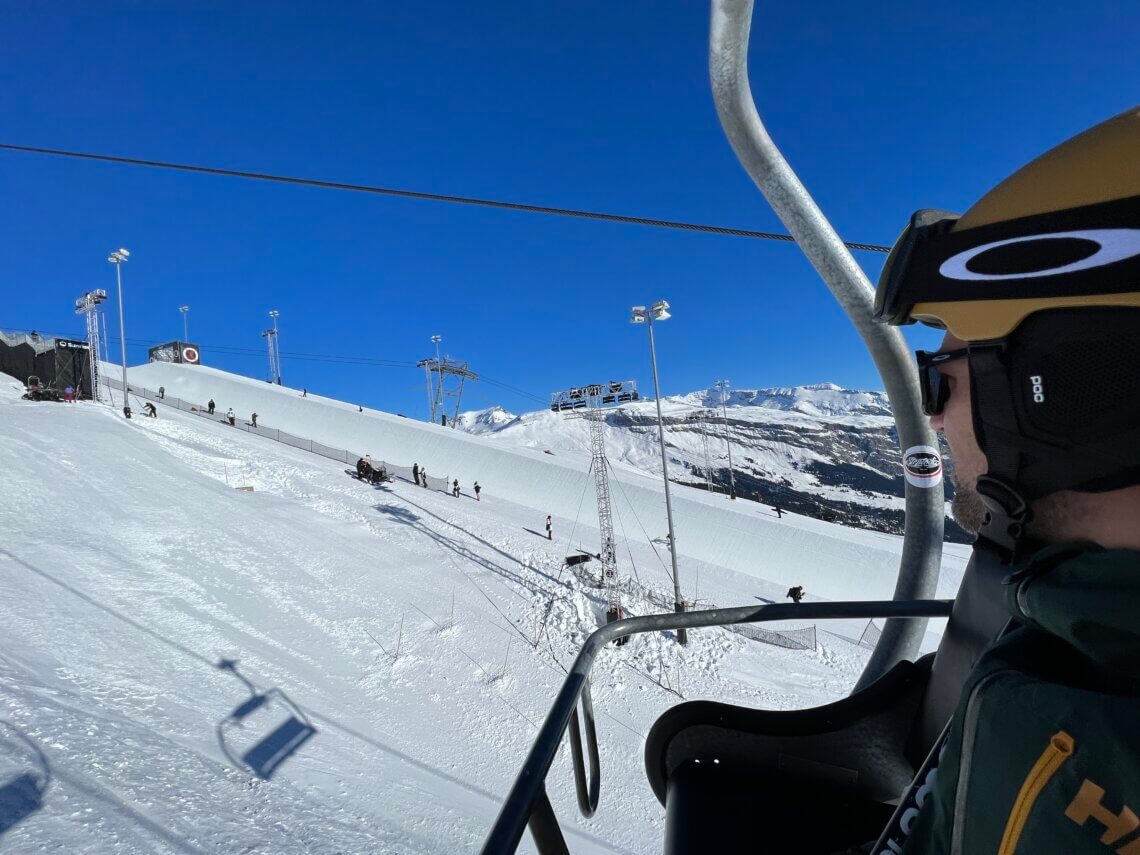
1004,542,1140,674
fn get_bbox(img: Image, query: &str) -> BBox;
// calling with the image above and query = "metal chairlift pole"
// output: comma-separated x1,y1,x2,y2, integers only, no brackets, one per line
708,0,945,686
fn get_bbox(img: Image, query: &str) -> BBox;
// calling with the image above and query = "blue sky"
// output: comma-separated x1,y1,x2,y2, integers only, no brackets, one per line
2,1,1137,417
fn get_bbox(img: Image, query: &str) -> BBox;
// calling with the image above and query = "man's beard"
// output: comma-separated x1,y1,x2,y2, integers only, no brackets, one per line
950,473,988,535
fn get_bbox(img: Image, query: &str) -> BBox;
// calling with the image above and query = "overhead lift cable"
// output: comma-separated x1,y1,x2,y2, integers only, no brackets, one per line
0,143,891,252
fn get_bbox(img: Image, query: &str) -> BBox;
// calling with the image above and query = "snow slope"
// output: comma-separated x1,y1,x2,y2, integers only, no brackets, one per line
119,363,922,603
0,373,969,852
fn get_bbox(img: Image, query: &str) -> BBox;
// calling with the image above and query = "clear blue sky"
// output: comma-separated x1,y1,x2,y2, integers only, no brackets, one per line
2,2,1136,417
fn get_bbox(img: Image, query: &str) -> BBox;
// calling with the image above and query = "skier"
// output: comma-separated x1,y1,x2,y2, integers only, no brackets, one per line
250,412,258,428
474,482,481,502
158,386,165,399
420,467,427,487
413,463,420,486
863,110,1140,852
302,389,307,397
546,515,552,540
143,401,157,418
226,408,235,426
452,479,460,498
785,585,804,604
773,504,784,519
207,399,215,415
63,385,74,402
355,457,369,480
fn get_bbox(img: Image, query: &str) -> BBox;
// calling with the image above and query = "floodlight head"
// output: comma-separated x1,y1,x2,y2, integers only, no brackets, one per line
651,300,669,312
107,255,118,263
269,309,279,318
630,306,647,323
431,335,441,343
118,248,130,257
650,300,671,320
180,305,189,312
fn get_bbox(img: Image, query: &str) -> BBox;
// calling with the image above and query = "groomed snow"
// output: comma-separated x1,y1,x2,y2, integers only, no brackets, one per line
0,371,969,852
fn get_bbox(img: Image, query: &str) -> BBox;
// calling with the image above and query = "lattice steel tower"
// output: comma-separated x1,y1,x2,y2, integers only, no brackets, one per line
75,289,108,402
551,381,640,634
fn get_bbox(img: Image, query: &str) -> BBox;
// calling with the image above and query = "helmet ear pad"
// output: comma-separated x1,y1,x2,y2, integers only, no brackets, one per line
969,307,1140,499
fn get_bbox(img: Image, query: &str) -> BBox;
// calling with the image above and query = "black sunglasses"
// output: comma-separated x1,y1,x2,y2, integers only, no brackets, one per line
915,348,969,416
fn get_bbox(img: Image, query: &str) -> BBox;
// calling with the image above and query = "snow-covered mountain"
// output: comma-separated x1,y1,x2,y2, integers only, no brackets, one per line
456,383,968,542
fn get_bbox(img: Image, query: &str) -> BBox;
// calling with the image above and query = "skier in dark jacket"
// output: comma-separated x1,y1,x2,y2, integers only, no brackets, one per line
452,479,460,498
143,401,157,418
413,463,420,486
785,585,803,604
250,412,258,428
867,109,1140,854
207,399,215,415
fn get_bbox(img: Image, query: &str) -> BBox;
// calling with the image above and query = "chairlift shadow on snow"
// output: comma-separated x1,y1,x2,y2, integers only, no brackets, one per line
0,721,51,838
374,504,420,523
215,660,317,781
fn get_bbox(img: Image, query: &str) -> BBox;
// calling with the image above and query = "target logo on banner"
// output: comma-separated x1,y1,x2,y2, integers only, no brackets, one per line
181,345,200,365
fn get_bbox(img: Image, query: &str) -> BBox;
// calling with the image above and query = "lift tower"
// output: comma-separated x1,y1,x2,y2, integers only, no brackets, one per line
551,380,640,635
418,351,478,427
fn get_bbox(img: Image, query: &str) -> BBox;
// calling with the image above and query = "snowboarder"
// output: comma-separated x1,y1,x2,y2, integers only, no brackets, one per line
786,585,804,604
250,412,258,428
355,457,370,480
474,482,481,501
773,504,784,519
226,408,236,426
143,401,157,418
302,389,307,397
452,479,460,498
207,399,215,415
158,386,165,399
412,463,420,486
546,515,552,540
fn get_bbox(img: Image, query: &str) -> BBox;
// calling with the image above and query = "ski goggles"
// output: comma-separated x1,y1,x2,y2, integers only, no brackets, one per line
915,347,969,416
873,196,1140,336
873,209,960,327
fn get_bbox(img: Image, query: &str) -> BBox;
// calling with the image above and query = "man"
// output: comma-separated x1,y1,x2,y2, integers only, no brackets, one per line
413,463,420,486
143,401,157,418
474,482,481,502
207,399,215,415
785,585,803,604
251,412,258,428
226,408,235,426
870,108,1140,853
546,515,552,540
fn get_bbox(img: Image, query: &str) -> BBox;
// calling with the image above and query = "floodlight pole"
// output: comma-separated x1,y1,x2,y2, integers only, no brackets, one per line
180,305,189,342
433,335,443,424
716,379,738,499
270,310,281,384
634,304,687,645
109,249,131,419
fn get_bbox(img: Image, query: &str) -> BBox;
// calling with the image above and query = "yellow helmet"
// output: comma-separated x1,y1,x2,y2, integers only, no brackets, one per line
874,107,1140,341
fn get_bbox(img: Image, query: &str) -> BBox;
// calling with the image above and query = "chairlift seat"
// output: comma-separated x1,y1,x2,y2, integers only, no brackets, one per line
644,548,1010,853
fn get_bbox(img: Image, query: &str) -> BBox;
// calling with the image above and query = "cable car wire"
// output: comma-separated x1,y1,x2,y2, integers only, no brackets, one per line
0,143,891,252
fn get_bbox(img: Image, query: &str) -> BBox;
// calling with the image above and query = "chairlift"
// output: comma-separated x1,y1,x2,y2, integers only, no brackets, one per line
477,1,1003,852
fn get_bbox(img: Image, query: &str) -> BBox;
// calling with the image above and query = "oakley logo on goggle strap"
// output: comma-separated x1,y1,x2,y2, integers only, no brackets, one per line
939,228,1140,281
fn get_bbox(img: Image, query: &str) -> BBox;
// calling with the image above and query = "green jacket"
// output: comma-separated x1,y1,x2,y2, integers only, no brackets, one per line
899,543,1140,854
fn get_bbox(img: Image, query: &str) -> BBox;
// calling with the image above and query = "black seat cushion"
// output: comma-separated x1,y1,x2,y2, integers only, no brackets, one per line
645,654,934,808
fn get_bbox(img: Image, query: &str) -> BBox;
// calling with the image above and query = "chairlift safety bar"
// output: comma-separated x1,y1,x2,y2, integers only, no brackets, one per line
480,598,954,854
